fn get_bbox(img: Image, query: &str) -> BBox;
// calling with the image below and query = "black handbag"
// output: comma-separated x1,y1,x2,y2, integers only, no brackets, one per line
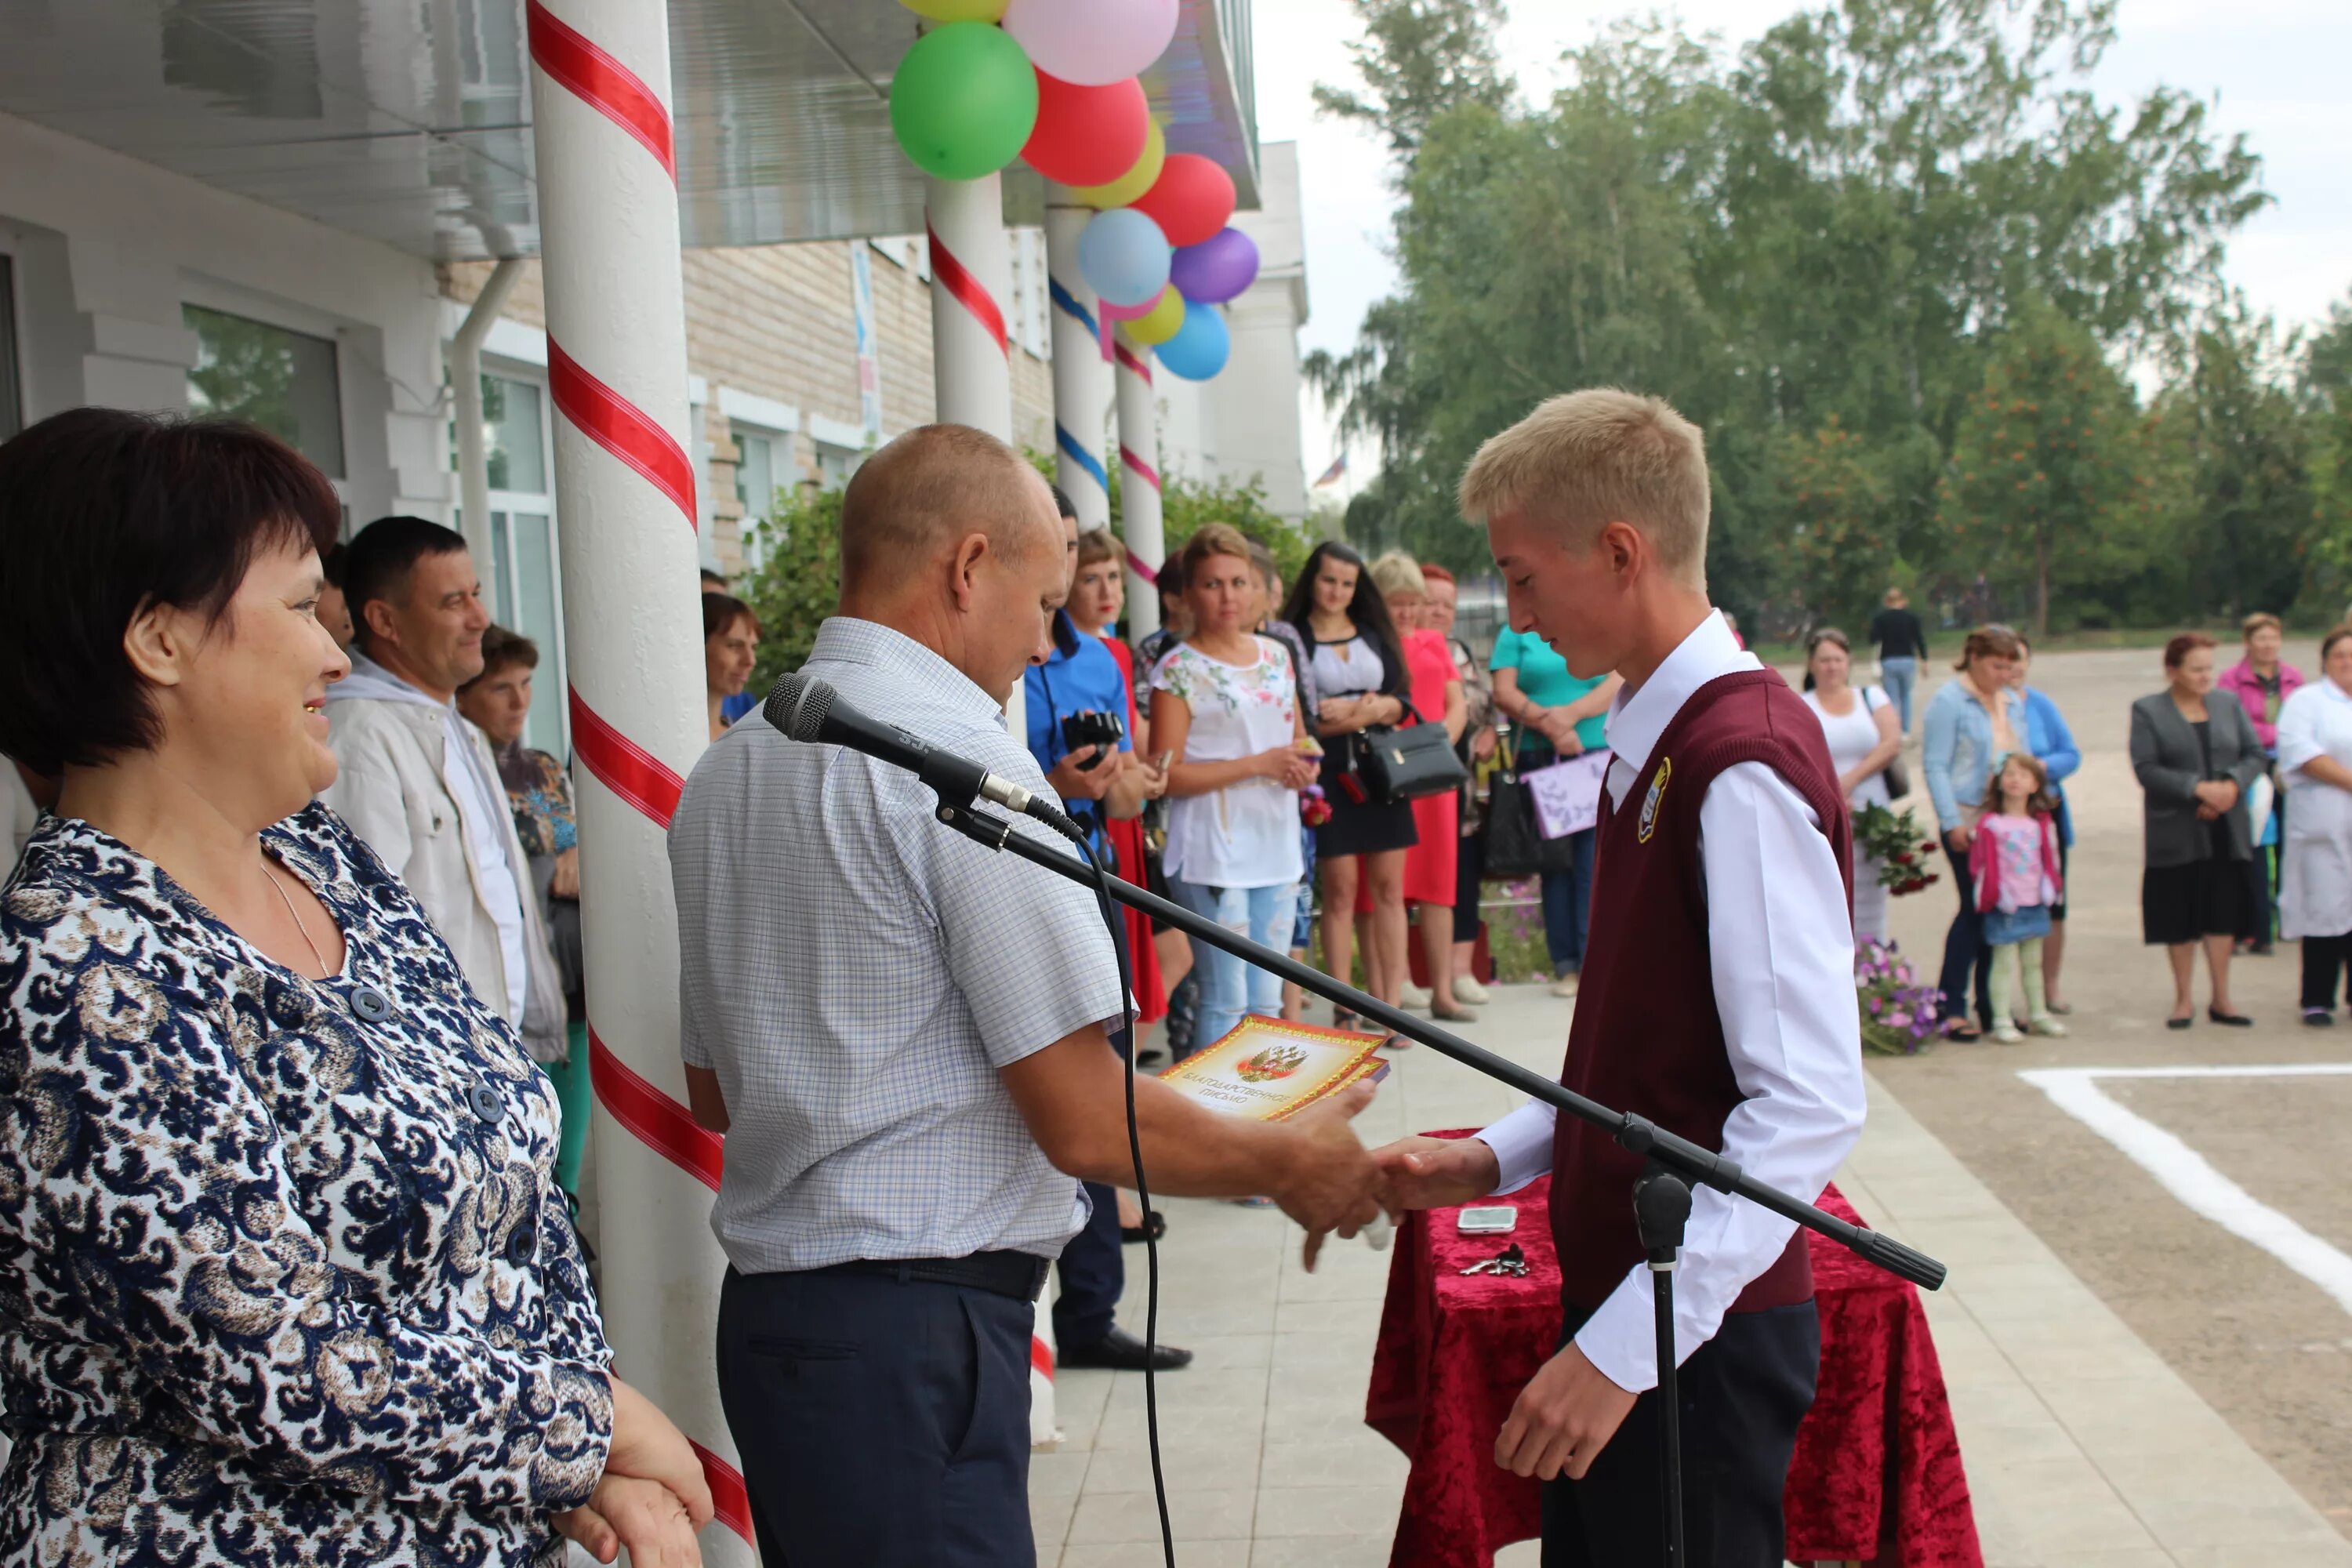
1355,697,1470,807
1483,728,1584,880
1864,686,1911,799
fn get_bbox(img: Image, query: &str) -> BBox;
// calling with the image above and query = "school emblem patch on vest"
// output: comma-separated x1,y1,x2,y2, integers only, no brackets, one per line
1636,757,1671,843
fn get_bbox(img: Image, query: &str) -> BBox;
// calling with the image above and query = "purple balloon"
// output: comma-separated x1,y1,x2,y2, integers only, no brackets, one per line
1168,227,1261,305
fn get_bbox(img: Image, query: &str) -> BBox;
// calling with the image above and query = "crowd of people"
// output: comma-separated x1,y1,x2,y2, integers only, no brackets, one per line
8,391,2352,1565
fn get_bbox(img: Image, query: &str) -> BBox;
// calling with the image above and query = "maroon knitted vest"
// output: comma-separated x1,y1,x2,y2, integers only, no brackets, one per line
1550,668,1853,1313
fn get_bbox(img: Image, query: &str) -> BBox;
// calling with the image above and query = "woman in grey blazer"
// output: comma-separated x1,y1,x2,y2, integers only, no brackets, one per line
2130,632,2267,1027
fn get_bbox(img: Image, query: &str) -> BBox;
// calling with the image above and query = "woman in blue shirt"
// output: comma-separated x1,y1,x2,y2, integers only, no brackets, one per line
1489,626,1621,998
1922,626,2031,1038
2012,633,2080,1014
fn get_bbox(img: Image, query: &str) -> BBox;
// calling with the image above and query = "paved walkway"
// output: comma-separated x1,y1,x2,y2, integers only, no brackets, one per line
1029,984,2352,1567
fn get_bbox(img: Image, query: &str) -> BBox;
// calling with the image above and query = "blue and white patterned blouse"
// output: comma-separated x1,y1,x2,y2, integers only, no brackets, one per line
0,803,612,1564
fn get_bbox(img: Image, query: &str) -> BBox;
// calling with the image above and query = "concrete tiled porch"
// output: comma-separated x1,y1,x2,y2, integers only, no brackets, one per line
1030,985,2352,1567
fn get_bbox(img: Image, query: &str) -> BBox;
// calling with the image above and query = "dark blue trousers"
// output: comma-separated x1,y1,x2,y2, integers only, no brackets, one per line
1937,842,1994,1028
1054,912,1131,1350
1541,1301,1820,1568
717,1266,1037,1567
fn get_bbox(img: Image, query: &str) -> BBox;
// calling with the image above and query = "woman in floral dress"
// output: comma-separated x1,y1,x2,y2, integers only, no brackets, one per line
0,409,708,1566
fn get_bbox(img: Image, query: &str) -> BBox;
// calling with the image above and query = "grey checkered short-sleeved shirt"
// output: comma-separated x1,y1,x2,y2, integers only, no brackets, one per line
671,617,1123,1273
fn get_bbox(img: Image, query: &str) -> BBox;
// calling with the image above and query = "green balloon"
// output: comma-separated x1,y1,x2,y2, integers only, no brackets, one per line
890,24,1040,180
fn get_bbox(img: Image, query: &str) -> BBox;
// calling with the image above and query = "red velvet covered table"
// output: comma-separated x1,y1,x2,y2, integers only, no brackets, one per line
1366,1145,1983,1567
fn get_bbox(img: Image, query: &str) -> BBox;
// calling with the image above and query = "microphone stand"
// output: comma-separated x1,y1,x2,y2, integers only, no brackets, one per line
931,798,1947,1568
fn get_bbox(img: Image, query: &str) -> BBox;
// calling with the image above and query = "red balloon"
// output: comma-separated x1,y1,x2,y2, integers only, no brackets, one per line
1022,71,1151,187
1131,153,1236,249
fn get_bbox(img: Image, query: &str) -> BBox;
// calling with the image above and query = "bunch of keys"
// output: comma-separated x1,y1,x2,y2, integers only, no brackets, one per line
1460,1243,1529,1277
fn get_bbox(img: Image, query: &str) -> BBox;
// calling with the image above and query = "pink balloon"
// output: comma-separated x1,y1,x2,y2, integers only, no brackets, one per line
1002,0,1179,88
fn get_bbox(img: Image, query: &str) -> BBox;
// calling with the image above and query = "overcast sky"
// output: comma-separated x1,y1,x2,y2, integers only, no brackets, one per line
1253,0,2352,501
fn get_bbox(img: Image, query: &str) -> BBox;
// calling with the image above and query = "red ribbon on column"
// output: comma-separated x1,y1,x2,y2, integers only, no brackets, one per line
1114,343,1155,383
568,688,685,828
525,0,677,180
927,221,1010,358
547,340,699,532
1120,447,1162,492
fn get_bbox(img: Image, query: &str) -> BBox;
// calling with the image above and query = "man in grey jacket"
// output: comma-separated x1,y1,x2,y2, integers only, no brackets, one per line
322,516,566,1063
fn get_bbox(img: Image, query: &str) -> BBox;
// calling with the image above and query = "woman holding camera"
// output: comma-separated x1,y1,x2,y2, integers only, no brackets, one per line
1150,525,1319,1047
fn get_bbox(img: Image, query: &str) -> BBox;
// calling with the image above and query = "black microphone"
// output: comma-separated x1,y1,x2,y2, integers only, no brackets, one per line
762,673,1082,839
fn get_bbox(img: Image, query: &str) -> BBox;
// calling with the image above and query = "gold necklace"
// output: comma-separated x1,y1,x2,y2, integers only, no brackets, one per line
265,862,330,978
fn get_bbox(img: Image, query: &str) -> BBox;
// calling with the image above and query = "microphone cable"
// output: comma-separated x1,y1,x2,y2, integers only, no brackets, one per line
1031,807,1177,1568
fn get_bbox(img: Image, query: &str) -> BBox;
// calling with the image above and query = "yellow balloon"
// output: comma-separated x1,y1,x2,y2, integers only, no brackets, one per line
1124,285,1185,347
898,0,1009,20
1072,118,1164,209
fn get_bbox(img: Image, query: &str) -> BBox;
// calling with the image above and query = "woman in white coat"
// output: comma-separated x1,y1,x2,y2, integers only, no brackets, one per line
1800,627,1903,946
2278,626,2352,1025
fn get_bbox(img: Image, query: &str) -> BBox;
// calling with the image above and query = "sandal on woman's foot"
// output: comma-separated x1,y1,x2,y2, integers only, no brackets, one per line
1430,1005,1479,1024
2167,1014,2194,1030
1121,1210,1167,1246
1334,1009,1360,1033
2046,1000,2073,1015
1945,1024,1983,1044
2208,1007,2254,1027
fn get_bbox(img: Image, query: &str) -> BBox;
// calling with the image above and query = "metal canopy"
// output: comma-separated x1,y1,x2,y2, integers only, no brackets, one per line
0,0,1259,261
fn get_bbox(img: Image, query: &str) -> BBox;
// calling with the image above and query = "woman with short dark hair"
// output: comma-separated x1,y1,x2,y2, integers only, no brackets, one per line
702,592,760,740
459,626,590,1200
0,408,708,1563
2130,632,2267,1026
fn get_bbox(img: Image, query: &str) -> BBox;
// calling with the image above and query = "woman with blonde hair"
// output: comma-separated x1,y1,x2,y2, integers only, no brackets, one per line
1368,550,1472,1020
1149,524,1319,1046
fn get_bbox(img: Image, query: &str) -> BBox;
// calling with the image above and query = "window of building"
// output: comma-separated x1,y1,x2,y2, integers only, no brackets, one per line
0,253,21,440
477,369,568,757
813,442,856,492
732,423,785,571
183,303,346,477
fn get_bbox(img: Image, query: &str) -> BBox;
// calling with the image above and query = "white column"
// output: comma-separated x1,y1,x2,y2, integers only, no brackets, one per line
526,0,748,1555
927,168,1057,1443
926,174,1014,440
1116,342,1165,637
1045,185,1112,532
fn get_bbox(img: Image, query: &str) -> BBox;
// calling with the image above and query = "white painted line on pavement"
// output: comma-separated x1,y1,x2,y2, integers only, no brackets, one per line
2020,1065,2352,1319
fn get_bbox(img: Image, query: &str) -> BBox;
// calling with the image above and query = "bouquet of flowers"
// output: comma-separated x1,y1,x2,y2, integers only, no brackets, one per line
1856,938,1944,1054
1855,802,1941,895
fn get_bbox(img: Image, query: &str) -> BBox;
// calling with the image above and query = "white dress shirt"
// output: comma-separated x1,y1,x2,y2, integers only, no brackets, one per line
1475,612,1866,1392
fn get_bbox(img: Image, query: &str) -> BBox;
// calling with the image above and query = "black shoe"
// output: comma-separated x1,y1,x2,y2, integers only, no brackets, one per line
1057,1325,1194,1372
2208,1008,2254,1027
2303,1010,2336,1028
1120,1210,1167,1245
2167,1016,2194,1030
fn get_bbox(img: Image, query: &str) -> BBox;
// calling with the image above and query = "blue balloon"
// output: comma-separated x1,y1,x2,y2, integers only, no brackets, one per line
1156,299,1230,381
1077,208,1173,309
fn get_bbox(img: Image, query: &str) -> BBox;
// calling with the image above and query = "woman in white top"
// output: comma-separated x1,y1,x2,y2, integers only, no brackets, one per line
2277,626,2352,1025
1150,524,1321,1050
1799,627,1902,945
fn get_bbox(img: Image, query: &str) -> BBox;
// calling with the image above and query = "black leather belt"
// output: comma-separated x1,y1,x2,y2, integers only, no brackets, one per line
814,1251,1051,1302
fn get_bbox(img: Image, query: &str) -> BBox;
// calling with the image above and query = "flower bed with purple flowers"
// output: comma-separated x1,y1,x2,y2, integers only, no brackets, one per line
1857,938,1946,1055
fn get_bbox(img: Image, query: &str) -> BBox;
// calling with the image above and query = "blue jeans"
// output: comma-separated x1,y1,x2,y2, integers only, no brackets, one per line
1880,656,1918,732
1539,829,1597,977
1167,877,1299,1047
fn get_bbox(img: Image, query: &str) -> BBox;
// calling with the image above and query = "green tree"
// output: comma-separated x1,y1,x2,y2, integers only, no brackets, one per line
2299,292,2352,612
1938,301,2138,635
1311,0,1514,158
738,485,844,694
1765,417,1896,630
2152,299,2321,619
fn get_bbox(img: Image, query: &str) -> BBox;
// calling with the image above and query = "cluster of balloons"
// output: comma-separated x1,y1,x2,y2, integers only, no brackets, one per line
889,0,1258,383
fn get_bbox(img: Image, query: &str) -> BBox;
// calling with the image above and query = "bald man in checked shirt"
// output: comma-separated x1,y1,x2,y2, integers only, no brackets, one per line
670,423,1390,1568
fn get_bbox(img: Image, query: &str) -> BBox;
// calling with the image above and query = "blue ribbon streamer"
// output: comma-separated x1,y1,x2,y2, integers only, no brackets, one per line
1049,277,1099,338
1056,423,1109,493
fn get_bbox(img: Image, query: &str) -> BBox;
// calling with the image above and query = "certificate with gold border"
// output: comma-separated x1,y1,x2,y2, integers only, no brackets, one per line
1156,1016,1392,1122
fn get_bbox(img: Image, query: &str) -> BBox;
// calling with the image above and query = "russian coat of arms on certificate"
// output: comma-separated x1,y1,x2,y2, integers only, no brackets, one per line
1157,1016,1392,1122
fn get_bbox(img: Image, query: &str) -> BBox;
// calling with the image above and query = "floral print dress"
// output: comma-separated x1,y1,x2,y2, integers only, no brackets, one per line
0,804,612,1565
